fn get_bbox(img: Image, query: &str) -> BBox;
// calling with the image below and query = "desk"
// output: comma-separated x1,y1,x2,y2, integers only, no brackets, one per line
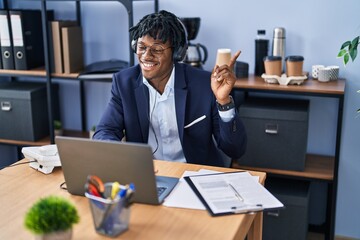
0,159,266,240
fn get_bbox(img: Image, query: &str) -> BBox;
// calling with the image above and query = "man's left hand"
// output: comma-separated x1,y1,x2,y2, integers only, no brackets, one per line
211,50,241,105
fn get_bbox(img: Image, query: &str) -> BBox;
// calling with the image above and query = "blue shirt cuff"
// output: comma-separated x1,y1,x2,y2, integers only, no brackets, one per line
219,108,235,122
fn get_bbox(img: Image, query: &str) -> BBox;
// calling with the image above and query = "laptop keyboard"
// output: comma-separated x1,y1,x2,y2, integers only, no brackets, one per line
157,187,167,197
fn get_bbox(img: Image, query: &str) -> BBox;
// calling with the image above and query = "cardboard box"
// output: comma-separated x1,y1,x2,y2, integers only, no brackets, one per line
238,97,309,171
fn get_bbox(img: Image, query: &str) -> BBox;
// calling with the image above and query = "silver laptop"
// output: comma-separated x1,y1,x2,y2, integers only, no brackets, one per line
55,136,179,205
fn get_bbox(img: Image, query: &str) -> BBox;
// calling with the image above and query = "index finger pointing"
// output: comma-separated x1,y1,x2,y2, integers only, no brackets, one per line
229,50,241,69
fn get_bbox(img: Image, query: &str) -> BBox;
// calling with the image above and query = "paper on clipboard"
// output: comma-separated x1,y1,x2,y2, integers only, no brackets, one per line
163,169,217,210
184,171,284,216
163,169,260,210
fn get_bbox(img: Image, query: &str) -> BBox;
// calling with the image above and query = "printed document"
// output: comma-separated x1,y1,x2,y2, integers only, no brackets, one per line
163,169,259,210
184,171,284,216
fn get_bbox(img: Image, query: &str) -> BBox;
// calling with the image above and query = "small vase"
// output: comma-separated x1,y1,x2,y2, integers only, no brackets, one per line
89,130,95,139
35,229,72,240
54,129,63,136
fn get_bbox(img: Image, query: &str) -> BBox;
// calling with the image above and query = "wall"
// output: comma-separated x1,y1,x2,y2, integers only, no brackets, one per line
83,1,360,238
7,0,360,238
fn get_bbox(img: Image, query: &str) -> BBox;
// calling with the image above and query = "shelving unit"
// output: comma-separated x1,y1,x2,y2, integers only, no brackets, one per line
232,75,345,240
0,0,158,148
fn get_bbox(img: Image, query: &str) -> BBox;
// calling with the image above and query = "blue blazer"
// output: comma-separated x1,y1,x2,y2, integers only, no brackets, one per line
94,62,246,167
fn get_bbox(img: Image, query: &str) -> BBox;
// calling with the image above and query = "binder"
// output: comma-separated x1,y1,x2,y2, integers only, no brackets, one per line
9,10,44,70
50,20,77,73
61,26,84,74
0,10,14,69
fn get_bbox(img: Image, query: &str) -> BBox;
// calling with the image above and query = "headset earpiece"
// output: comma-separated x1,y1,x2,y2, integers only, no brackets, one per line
131,39,137,52
173,18,188,62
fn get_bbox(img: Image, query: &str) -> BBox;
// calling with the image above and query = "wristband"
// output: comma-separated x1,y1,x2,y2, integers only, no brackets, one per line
216,96,235,111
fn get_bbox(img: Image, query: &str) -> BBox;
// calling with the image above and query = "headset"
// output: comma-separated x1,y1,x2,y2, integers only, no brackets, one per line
131,17,188,62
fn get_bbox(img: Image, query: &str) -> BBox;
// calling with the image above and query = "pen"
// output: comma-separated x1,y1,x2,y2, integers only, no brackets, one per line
228,183,244,202
231,204,263,214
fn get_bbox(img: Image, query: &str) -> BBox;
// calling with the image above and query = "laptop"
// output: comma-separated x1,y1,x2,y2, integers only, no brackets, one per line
55,136,179,205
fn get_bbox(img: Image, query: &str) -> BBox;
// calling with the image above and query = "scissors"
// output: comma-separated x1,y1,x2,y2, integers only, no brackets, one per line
86,175,105,198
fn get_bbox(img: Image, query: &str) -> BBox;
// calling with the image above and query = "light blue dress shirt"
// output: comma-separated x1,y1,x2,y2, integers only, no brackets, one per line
143,66,235,162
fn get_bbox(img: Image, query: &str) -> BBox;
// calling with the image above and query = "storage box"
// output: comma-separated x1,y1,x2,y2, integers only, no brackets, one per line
0,82,49,141
263,178,310,240
238,97,309,171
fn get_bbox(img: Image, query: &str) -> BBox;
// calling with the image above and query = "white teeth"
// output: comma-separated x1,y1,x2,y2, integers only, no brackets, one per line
143,62,155,67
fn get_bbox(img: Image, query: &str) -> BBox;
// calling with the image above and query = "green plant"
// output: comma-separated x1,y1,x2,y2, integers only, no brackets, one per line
24,196,79,235
54,120,62,130
91,125,96,131
358,90,360,114
338,36,359,65
338,36,360,114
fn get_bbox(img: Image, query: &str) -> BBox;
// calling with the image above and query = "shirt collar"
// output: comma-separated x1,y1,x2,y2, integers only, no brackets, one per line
142,65,175,97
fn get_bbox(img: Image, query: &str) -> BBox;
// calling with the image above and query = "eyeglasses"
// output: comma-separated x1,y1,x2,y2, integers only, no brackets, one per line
136,44,172,56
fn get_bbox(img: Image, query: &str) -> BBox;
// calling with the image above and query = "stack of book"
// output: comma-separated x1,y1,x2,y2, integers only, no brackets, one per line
50,20,84,74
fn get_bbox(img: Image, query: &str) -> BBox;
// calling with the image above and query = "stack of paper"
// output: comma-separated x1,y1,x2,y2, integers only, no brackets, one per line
163,169,260,210
164,169,283,216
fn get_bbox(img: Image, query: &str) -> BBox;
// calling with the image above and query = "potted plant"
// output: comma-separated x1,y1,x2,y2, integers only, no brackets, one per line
54,120,63,136
24,195,80,240
89,125,96,139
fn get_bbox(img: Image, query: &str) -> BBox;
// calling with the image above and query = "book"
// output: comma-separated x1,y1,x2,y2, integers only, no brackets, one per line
50,20,78,73
62,25,84,74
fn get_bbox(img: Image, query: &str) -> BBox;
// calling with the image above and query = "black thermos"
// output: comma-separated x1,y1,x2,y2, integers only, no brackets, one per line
255,30,269,76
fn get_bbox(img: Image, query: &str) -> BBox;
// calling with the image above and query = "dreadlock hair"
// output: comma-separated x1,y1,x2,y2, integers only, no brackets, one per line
129,10,188,61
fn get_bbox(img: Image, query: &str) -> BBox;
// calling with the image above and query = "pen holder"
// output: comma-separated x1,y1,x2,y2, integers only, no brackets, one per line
85,191,130,237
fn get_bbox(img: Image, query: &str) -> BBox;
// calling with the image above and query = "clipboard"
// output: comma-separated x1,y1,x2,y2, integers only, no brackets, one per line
184,171,284,216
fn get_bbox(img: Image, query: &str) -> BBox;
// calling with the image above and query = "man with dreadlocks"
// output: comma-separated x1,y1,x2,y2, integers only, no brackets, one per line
93,10,246,167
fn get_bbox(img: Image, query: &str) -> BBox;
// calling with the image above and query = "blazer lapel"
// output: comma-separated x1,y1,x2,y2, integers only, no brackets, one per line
174,63,188,143
134,75,150,142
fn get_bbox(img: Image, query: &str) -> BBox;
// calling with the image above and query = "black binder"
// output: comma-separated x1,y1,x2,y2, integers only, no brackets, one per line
0,10,15,69
9,10,45,70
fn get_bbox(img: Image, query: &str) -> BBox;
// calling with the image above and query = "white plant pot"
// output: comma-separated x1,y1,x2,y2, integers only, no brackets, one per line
54,129,63,136
89,130,95,139
35,228,72,240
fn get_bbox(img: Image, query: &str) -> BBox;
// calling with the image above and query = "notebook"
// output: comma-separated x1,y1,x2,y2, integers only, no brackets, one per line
55,136,179,205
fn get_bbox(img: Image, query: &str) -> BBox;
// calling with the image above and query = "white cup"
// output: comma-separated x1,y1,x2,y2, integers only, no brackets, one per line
318,67,332,82
215,49,231,66
312,65,325,79
327,65,340,80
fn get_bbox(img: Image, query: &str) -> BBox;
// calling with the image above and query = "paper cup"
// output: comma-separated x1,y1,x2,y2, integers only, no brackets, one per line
215,49,231,66
285,56,304,77
264,56,282,76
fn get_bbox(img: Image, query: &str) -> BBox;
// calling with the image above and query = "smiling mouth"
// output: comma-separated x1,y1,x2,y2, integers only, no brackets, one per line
141,61,158,71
